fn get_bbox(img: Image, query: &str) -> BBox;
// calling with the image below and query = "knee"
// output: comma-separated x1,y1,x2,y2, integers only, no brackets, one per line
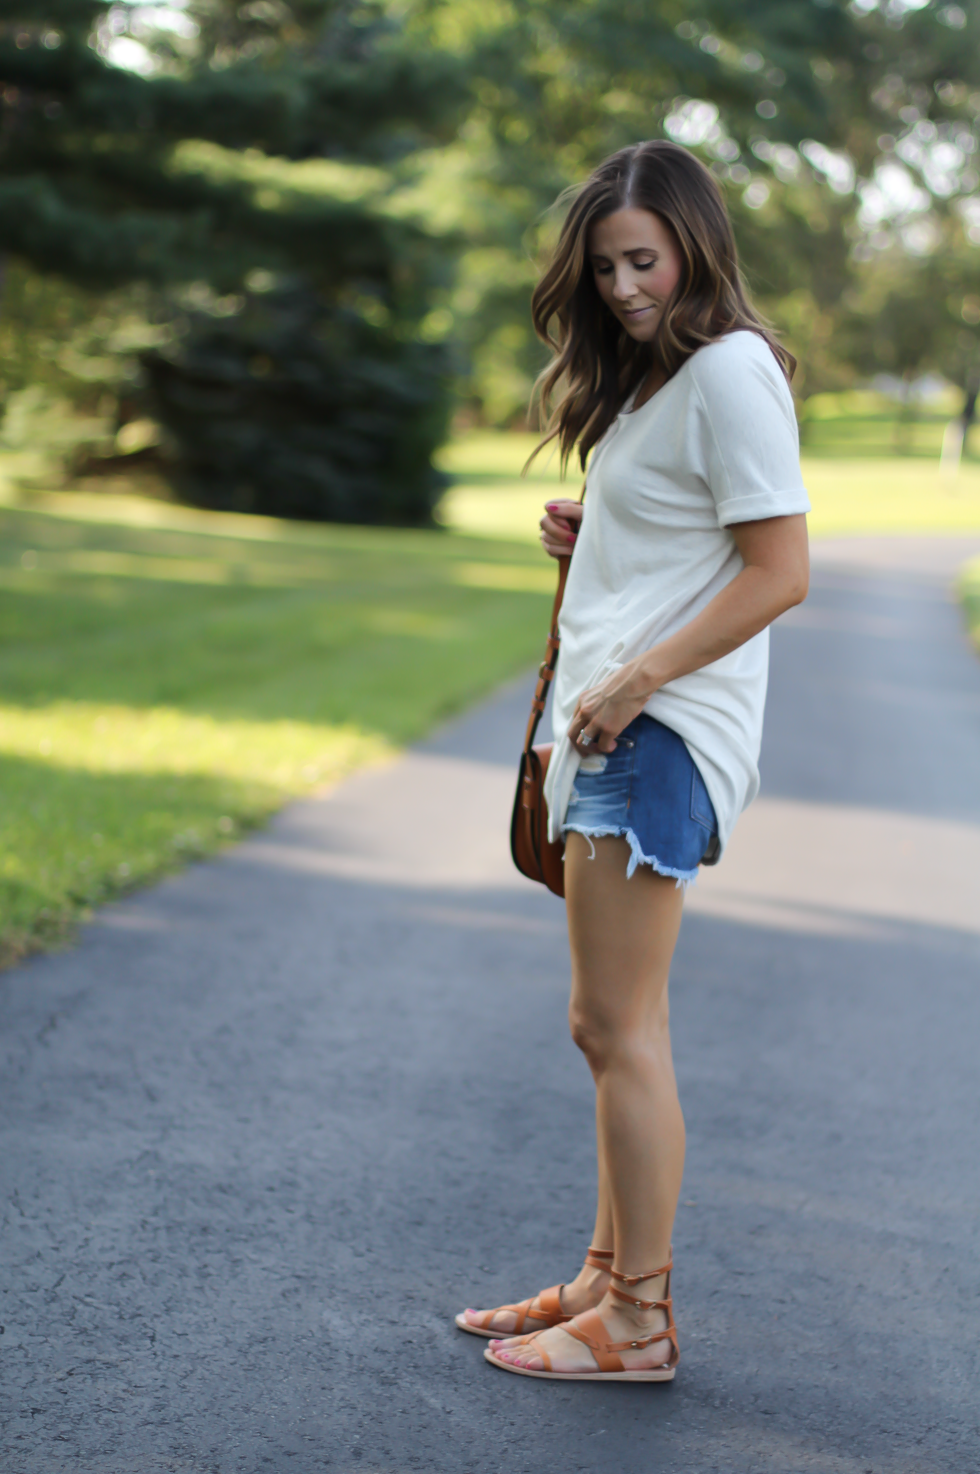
568,1004,618,1072
568,1000,670,1074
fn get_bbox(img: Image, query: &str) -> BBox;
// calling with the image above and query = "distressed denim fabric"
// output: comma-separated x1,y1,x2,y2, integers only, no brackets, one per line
564,713,718,884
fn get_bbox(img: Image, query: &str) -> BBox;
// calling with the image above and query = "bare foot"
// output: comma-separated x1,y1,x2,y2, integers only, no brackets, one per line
488,1275,673,1374
460,1257,611,1339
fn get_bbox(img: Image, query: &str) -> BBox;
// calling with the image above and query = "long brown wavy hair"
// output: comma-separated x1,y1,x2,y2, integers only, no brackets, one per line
527,139,795,473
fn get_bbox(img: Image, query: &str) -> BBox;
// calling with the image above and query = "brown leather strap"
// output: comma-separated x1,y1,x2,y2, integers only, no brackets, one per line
565,1304,680,1370
608,1260,672,1285
584,1247,614,1271
535,1284,568,1323
609,1284,669,1311
473,1283,572,1336
470,1295,532,1334
563,1308,626,1373
606,1261,679,1367
608,1261,672,1312
601,1321,679,1360
521,482,585,756
522,554,569,753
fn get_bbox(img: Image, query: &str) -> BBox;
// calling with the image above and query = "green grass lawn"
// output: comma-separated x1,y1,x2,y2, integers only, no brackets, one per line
0,485,555,964
436,430,980,543
797,387,962,459
5,393,980,969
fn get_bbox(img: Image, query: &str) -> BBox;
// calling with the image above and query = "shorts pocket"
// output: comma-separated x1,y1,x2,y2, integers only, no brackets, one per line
690,764,717,833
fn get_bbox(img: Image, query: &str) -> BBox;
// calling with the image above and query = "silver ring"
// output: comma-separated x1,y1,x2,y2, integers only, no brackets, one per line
579,732,593,749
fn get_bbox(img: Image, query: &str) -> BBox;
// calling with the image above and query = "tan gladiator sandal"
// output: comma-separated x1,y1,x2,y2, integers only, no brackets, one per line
483,1258,679,1381
455,1248,613,1339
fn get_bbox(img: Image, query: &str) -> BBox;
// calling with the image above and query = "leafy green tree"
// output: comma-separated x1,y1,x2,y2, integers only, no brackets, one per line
0,259,144,409
142,279,455,521
703,1,980,419
0,0,467,521
0,0,463,287
410,0,980,426
408,0,867,422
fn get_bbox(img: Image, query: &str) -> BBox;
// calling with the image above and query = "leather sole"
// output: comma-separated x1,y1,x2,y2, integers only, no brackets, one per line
484,1347,675,1381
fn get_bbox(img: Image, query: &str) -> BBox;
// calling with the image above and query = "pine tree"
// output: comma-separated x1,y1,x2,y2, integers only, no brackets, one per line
0,1,468,522
143,279,455,522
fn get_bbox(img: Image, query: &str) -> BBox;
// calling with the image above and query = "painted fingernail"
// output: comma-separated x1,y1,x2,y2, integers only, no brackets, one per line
567,534,576,543
545,501,559,510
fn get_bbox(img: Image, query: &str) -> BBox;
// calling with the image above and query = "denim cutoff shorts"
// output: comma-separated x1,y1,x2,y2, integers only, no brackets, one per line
563,714,719,884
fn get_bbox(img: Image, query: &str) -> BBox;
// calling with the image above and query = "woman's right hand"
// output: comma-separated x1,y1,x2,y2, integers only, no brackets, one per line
540,498,584,559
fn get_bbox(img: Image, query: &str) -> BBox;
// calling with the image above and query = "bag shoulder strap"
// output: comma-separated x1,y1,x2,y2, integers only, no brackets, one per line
521,481,585,756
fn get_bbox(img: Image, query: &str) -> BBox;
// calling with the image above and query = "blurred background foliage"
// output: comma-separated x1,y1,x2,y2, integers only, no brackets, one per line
5,0,980,513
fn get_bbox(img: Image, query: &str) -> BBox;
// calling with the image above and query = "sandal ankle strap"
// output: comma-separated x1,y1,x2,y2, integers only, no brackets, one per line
609,1282,671,1311
584,1247,614,1271
601,1320,677,1361
608,1260,672,1286
601,1320,679,1356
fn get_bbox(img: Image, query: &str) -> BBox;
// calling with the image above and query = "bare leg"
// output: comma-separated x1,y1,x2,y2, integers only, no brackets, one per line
591,1113,615,1252
494,834,685,1372
571,838,685,1273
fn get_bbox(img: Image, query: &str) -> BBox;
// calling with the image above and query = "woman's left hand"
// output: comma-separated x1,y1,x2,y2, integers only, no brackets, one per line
569,659,655,754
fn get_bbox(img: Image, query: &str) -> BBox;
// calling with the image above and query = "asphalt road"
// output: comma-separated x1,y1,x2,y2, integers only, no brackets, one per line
3,535,980,1474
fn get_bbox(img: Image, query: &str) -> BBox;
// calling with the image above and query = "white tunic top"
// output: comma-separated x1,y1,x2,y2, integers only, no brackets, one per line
544,329,810,855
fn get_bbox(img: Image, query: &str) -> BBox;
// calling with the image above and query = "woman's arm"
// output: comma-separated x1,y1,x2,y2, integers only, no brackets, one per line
570,514,809,753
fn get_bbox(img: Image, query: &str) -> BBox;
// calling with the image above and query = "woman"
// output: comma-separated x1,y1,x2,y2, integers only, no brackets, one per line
456,140,810,1381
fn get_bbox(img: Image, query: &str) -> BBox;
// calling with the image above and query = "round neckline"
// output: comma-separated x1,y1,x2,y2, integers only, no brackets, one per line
619,331,751,417
620,367,675,417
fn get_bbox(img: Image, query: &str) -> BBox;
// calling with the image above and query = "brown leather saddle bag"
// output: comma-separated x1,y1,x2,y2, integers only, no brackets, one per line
509,554,570,899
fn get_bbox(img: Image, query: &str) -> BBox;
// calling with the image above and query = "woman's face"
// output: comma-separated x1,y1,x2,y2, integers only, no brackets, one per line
588,207,683,342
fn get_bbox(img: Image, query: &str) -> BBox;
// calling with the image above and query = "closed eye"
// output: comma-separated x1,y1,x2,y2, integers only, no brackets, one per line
593,258,658,275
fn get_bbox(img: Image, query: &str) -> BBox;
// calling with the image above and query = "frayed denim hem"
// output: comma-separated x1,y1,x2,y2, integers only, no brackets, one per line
562,823,699,888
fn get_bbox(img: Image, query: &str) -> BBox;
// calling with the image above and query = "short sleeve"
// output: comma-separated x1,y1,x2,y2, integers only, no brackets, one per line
691,332,810,527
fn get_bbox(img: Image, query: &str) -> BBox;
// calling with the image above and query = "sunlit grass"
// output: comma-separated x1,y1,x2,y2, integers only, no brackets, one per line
436,432,980,542
0,491,554,964
0,704,389,964
798,388,962,459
